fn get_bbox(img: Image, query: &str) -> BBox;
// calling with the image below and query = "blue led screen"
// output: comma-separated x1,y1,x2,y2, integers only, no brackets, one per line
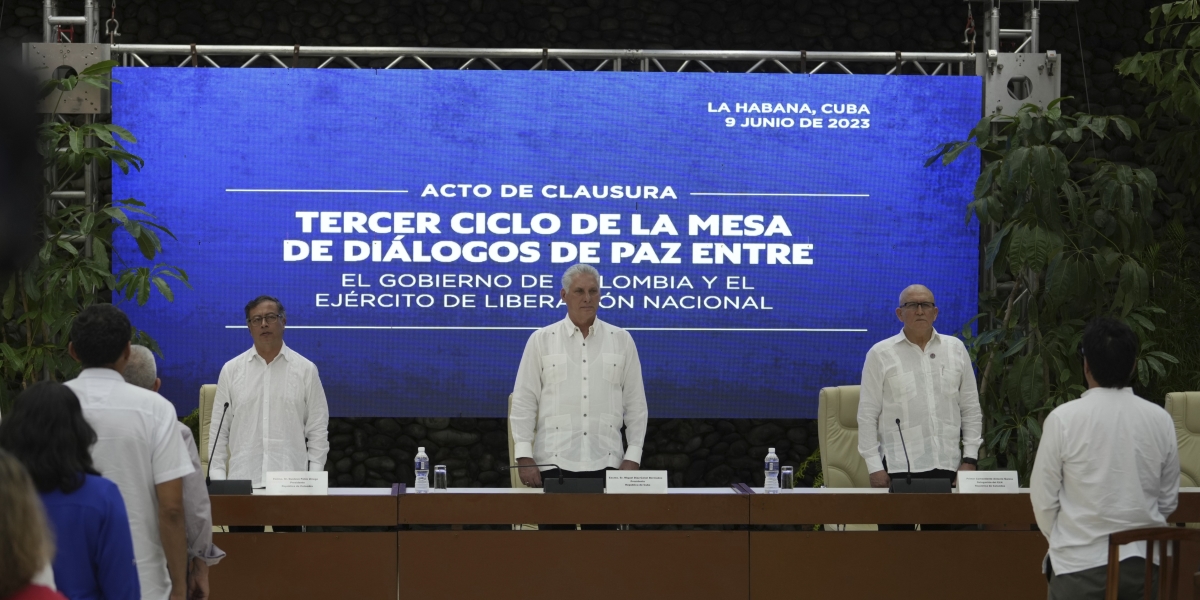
112,68,981,418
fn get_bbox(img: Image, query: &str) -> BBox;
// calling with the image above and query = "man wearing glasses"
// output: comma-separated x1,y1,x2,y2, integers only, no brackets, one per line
857,285,982,528
207,296,329,498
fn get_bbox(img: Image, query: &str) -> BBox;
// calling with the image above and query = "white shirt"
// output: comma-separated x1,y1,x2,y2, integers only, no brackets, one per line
207,342,330,487
857,329,983,474
511,315,649,472
1030,387,1179,575
66,368,195,600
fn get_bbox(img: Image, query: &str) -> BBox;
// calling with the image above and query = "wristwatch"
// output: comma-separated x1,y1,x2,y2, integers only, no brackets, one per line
961,457,978,466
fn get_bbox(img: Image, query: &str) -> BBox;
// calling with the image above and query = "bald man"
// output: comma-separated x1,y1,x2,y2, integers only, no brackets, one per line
857,285,982,528
124,345,225,600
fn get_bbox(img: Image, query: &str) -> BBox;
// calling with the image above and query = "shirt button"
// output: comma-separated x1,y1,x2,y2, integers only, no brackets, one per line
584,432,587,436
584,413,587,416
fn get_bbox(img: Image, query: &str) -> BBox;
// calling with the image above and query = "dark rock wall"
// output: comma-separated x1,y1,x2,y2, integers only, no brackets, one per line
3,0,1180,487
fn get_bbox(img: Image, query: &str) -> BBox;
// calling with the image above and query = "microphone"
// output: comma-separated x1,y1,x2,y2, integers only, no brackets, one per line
895,418,912,486
501,463,565,486
206,402,229,486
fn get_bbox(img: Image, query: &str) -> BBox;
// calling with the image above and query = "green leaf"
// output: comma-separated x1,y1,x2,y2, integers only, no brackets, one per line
1113,116,1133,140
79,60,118,76
68,127,84,154
0,343,24,370
984,224,1012,272
1148,350,1180,364
55,239,79,257
151,277,174,303
1,275,15,319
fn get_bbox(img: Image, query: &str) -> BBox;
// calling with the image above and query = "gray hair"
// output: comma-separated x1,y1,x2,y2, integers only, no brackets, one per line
123,345,158,391
898,284,935,306
561,264,601,291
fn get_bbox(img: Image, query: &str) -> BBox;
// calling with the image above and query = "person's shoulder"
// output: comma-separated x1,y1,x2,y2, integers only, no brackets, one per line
866,332,905,355
176,421,196,442
81,474,125,500
936,332,969,351
220,347,257,372
597,318,633,340
527,318,566,341
283,345,317,369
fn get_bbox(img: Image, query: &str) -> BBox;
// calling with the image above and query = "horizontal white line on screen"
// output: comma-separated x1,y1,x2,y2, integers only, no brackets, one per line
689,192,870,197
224,325,866,332
224,189,409,193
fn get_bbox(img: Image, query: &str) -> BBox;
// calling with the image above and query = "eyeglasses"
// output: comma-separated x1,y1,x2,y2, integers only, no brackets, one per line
247,313,281,326
899,302,937,311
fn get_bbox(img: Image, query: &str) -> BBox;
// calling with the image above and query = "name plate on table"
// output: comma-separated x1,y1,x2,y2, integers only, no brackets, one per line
264,471,328,495
606,470,668,494
958,471,1019,494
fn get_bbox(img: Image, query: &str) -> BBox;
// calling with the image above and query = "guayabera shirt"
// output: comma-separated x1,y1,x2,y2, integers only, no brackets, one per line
208,342,329,487
511,315,649,472
1031,387,1179,575
857,329,983,474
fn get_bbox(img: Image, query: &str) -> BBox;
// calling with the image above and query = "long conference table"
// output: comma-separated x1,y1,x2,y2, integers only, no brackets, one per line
210,487,1200,599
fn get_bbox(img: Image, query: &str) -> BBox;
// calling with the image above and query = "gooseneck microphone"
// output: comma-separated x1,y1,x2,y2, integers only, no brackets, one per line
895,418,913,486
206,402,230,486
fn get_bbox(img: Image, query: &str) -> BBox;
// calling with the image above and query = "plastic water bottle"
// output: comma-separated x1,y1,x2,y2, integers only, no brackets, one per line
764,447,780,494
414,447,430,493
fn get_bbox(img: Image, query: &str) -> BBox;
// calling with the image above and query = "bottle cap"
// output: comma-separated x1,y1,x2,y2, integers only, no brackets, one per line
768,448,775,453
418,446,425,452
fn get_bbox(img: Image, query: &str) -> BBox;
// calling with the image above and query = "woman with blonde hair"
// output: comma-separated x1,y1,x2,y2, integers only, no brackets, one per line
0,448,65,600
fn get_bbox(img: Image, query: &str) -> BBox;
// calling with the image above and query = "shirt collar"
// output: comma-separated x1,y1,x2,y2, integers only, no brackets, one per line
561,314,603,339
1080,386,1133,399
75,367,127,382
247,341,290,363
890,328,941,349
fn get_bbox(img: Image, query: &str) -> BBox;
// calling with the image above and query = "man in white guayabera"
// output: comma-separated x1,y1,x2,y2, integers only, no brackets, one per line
857,284,983,530
1031,317,1179,600
510,264,649,500
207,295,329,519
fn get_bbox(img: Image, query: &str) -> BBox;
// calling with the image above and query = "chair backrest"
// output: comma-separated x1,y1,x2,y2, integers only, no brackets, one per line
506,394,527,489
817,385,870,488
1165,392,1200,487
198,384,217,476
1106,527,1200,600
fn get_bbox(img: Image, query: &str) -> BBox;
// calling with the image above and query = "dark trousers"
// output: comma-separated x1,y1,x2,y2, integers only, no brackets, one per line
1047,557,1156,600
878,468,957,531
228,525,303,532
539,468,614,531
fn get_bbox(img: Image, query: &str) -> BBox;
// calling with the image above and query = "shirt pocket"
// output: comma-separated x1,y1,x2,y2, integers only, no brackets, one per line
599,414,624,452
541,354,570,387
941,366,962,397
601,353,624,387
543,414,573,459
885,371,917,404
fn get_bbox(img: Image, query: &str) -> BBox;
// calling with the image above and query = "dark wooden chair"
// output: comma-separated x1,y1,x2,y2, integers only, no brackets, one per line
1105,527,1200,600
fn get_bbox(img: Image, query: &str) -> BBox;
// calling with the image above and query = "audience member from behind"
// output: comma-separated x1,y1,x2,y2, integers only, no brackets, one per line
0,382,139,600
0,449,66,600
125,345,225,600
1031,317,1180,600
65,304,194,600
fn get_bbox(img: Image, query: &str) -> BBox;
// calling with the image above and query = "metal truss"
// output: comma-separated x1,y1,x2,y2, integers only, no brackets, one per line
110,45,978,76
